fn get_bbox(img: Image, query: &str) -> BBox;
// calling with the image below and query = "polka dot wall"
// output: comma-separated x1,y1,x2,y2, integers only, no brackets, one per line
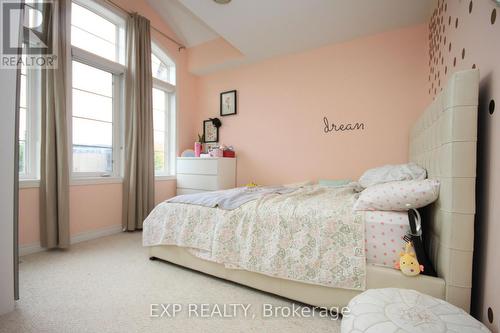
427,0,499,331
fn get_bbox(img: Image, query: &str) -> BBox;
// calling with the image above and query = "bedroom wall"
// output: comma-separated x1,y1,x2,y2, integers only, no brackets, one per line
426,0,500,330
191,24,429,186
17,0,192,248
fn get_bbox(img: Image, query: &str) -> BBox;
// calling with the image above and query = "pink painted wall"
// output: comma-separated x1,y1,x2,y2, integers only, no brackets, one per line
193,24,429,186
155,180,177,205
426,1,500,330
69,184,123,235
188,37,244,75
19,180,176,246
18,188,39,245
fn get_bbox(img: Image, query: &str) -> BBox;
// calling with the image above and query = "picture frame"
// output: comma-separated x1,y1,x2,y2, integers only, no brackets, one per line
220,90,237,116
203,119,219,143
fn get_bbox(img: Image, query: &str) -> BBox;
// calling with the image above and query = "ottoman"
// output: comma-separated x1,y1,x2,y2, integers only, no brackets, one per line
341,288,490,333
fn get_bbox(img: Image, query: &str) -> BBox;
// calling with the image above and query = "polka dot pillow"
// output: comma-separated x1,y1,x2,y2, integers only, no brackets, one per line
353,179,440,211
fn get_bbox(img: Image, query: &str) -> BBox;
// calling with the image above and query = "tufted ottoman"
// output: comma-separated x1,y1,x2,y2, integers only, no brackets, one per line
341,288,490,333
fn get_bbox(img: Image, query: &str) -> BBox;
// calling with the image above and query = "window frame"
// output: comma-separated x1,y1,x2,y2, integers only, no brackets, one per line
71,0,126,65
151,42,177,178
18,62,40,182
69,0,126,180
152,42,176,85
153,82,174,177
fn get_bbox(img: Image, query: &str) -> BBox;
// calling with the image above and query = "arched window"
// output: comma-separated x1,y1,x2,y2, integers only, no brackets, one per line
151,43,176,177
152,44,175,85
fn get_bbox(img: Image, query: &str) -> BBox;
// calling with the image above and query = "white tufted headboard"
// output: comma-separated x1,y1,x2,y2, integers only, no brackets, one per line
409,69,479,312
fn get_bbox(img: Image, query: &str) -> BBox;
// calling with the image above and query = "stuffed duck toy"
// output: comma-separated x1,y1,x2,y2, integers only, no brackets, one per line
394,242,424,276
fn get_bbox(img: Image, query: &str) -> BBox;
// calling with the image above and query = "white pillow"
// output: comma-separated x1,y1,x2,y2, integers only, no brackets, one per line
358,163,426,188
353,179,440,211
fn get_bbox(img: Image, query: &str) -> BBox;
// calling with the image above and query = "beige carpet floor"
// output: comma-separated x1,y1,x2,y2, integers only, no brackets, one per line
0,232,341,333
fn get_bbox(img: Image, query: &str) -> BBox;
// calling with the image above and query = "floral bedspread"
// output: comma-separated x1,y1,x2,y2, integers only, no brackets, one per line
142,185,366,290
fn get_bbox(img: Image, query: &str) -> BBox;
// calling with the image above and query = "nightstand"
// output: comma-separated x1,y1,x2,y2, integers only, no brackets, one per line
176,157,237,195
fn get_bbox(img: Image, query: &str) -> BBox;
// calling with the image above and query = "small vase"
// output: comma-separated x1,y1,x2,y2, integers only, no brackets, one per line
194,142,202,157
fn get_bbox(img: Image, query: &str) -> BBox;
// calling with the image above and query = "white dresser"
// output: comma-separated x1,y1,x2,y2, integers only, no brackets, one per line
176,157,237,195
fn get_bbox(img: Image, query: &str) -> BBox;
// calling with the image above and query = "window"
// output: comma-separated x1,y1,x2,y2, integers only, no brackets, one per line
71,2,125,64
152,43,176,176
70,0,125,178
153,88,168,174
18,58,39,180
19,63,28,175
71,61,115,174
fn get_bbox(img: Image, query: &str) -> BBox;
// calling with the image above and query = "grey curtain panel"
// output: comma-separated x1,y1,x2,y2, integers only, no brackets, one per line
39,0,70,249
122,13,155,231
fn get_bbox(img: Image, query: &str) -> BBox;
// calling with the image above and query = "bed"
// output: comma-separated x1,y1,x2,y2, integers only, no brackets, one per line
145,69,479,312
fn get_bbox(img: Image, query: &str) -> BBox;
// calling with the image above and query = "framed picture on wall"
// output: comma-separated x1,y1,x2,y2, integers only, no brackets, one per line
220,90,237,116
203,119,219,143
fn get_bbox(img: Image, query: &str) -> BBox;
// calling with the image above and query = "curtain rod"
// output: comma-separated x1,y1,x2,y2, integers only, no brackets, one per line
106,0,187,51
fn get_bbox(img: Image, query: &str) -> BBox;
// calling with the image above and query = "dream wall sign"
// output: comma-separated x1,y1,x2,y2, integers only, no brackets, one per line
323,117,365,134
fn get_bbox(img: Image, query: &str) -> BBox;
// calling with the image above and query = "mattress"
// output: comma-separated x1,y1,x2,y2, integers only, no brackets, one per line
365,211,410,268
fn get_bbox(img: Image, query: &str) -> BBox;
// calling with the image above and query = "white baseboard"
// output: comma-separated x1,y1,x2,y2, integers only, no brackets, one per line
19,224,123,257
70,224,123,245
19,243,44,256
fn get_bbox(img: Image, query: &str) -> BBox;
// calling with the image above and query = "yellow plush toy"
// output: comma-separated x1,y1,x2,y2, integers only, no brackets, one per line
394,242,424,276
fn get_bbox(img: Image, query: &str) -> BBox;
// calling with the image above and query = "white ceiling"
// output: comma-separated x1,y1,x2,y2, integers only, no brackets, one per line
149,0,434,68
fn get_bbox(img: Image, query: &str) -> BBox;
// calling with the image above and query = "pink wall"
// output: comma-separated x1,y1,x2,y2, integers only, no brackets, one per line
19,180,176,246
188,37,243,75
427,0,500,330
18,188,39,245
69,184,123,235
193,24,429,186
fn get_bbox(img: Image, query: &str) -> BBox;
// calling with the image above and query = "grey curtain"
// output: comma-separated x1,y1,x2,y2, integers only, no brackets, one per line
39,0,70,248
122,13,155,231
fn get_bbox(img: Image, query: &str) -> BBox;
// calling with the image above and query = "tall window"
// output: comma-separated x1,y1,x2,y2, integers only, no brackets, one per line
71,61,114,174
152,43,176,176
18,58,39,180
70,0,125,178
18,63,28,176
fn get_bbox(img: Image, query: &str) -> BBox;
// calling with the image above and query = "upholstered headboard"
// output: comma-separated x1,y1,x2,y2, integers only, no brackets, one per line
409,69,479,312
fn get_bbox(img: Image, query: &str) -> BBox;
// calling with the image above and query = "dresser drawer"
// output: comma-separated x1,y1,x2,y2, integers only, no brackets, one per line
177,174,218,191
177,159,218,175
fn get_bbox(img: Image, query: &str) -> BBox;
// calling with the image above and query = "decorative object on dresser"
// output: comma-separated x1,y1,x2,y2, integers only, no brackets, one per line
220,90,237,116
194,133,204,157
205,142,219,154
203,118,221,143
208,147,223,157
180,149,195,157
176,157,237,195
222,145,236,158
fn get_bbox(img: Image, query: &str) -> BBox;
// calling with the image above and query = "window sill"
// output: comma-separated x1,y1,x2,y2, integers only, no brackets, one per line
19,179,40,189
19,176,176,188
71,177,123,186
155,175,176,181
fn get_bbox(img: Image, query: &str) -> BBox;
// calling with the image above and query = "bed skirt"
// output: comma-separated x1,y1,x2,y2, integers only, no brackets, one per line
149,245,445,309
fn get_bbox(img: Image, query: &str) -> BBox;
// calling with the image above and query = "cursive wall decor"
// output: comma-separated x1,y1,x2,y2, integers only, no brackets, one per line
323,117,365,134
